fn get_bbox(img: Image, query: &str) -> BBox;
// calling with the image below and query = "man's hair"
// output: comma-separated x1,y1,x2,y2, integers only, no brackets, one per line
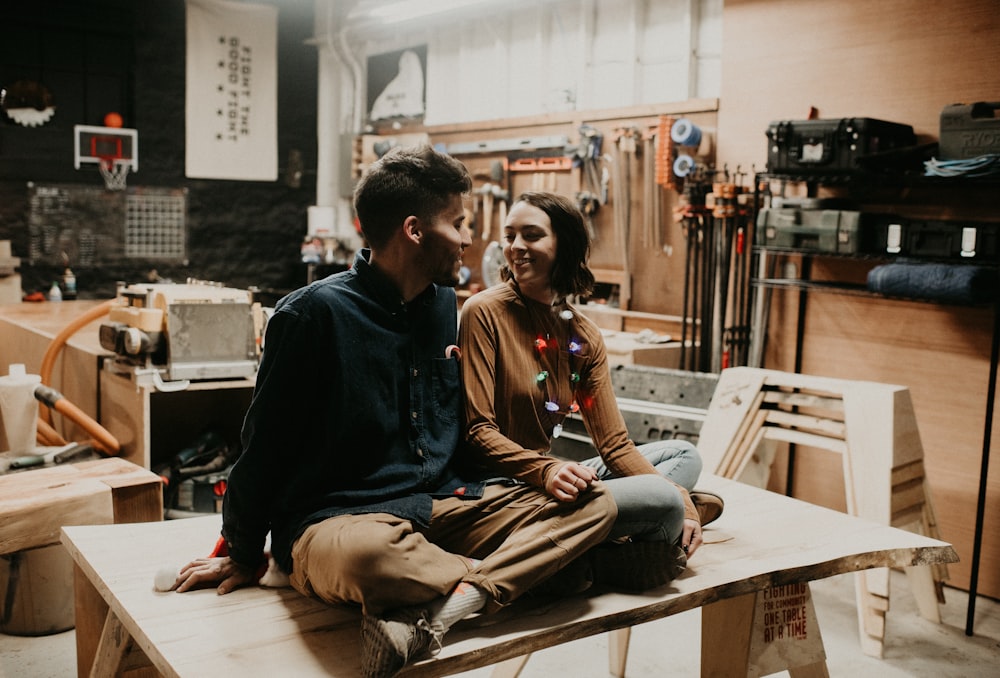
503,191,595,298
353,145,472,249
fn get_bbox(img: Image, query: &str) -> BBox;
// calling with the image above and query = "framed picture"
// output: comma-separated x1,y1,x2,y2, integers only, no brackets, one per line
366,45,427,124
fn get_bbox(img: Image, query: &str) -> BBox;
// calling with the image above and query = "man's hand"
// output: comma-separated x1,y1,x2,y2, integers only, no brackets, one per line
544,461,599,502
172,556,257,595
680,518,703,558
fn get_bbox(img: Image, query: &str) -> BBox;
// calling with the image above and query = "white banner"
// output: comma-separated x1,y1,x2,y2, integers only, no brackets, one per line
185,0,278,181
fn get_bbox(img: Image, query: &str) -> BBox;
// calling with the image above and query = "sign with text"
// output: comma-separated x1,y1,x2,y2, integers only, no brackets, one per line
185,0,277,181
748,583,826,675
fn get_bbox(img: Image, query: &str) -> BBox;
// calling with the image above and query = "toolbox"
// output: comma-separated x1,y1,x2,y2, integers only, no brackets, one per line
755,208,892,255
939,102,1000,160
883,218,999,261
766,117,916,176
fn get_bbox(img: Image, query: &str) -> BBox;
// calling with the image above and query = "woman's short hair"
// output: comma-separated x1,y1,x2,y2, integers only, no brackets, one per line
353,145,471,249
504,191,595,298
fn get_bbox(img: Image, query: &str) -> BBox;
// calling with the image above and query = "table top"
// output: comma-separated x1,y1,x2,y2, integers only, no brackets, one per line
0,300,111,357
61,475,957,678
1,457,159,554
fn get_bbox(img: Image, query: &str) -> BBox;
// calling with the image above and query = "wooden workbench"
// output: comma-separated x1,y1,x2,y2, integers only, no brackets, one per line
0,300,255,469
0,300,111,441
0,457,162,636
61,475,957,678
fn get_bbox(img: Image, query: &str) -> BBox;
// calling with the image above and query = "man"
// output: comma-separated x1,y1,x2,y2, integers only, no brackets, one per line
172,145,617,677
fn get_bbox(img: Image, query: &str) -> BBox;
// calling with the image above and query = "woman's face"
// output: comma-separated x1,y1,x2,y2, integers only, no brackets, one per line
502,201,558,301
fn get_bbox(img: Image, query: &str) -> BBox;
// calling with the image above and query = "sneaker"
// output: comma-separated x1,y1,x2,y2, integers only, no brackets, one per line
360,608,445,678
690,490,725,526
589,539,687,592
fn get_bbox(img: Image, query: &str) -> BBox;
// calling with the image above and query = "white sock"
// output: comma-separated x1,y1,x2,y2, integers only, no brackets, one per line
425,557,486,630
426,581,488,630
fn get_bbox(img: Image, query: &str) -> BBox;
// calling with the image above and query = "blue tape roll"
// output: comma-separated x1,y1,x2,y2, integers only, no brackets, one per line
673,153,695,177
671,118,702,147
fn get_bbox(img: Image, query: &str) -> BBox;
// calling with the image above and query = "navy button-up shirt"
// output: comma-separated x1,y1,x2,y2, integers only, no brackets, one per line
223,250,484,571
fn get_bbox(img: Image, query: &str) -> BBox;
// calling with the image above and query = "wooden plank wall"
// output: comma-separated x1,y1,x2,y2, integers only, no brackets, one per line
375,100,719,324
716,0,1000,598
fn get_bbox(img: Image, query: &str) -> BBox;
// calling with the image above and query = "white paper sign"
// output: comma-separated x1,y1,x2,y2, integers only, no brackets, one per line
185,0,278,181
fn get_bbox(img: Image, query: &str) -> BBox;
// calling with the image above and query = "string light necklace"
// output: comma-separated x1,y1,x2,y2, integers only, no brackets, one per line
528,298,584,439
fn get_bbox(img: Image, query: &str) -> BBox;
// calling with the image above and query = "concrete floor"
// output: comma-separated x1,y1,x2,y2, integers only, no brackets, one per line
2,570,998,677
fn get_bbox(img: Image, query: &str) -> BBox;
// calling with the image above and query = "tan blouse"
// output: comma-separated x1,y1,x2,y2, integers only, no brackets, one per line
459,281,696,522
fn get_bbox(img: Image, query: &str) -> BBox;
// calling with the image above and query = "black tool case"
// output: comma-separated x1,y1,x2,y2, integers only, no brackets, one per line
884,219,999,261
939,102,1000,160
766,118,917,177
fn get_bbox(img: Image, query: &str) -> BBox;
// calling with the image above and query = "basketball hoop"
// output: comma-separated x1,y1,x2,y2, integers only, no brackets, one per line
98,156,130,191
74,124,138,190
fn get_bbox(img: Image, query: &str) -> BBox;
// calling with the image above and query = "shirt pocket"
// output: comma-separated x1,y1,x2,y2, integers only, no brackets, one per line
430,357,461,423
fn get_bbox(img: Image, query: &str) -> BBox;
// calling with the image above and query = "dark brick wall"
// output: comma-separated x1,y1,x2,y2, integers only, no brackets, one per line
0,0,320,301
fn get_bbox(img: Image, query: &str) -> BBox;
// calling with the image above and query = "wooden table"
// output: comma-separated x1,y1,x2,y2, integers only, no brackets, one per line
60,475,957,678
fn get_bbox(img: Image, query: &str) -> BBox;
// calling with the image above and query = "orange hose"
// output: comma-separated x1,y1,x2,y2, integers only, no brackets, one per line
36,417,69,447
50,396,120,455
38,298,115,425
34,299,121,456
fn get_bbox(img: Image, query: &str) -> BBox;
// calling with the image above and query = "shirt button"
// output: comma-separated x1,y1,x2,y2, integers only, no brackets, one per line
416,448,424,458
412,368,419,377
411,411,418,420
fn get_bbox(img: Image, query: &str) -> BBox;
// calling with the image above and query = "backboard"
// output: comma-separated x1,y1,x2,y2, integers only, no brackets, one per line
74,124,139,190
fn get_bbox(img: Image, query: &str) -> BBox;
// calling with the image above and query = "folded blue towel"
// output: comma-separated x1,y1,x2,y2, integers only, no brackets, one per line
867,262,998,305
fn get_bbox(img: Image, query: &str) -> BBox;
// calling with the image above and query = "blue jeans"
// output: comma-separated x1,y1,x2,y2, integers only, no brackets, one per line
579,439,702,544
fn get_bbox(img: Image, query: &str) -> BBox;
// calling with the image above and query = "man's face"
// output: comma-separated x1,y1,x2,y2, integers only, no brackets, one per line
419,194,471,287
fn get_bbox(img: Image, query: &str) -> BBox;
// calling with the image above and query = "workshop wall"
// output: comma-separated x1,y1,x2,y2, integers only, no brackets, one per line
370,101,721,326
0,0,319,302
342,0,730,332
715,0,1000,599
347,0,723,125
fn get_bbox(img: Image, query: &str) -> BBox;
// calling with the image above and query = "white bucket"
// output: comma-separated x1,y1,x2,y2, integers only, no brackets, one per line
0,364,40,453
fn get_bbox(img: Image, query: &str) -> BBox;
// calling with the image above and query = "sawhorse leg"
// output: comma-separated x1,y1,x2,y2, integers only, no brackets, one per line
491,628,632,678
702,583,829,678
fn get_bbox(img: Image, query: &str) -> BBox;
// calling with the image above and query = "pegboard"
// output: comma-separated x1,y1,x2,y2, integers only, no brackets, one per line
124,191,186,259
28,184,187,267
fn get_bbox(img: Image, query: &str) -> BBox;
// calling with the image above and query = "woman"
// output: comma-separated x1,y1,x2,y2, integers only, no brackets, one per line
459,191,722,590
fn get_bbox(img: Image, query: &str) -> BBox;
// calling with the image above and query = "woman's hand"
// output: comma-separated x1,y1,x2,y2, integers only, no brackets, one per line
680,518,703,558
544,461,599,502
172,556,257,595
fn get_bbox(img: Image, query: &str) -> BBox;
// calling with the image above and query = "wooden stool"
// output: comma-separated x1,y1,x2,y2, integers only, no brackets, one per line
0,457,162,639
695,367,948,657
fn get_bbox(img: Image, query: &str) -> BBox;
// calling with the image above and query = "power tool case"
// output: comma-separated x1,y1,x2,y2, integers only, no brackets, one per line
766,117,916,175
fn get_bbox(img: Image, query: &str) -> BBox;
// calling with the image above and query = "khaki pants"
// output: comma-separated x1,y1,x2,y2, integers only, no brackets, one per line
289,481,616,615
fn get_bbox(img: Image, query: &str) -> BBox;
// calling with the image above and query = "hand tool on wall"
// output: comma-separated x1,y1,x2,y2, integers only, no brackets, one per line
482,184,494,241
610,125,642,311
574,125,605,204
576,192,599,240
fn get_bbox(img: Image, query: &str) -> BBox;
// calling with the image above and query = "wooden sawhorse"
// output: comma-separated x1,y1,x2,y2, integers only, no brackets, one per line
695,367,949,657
